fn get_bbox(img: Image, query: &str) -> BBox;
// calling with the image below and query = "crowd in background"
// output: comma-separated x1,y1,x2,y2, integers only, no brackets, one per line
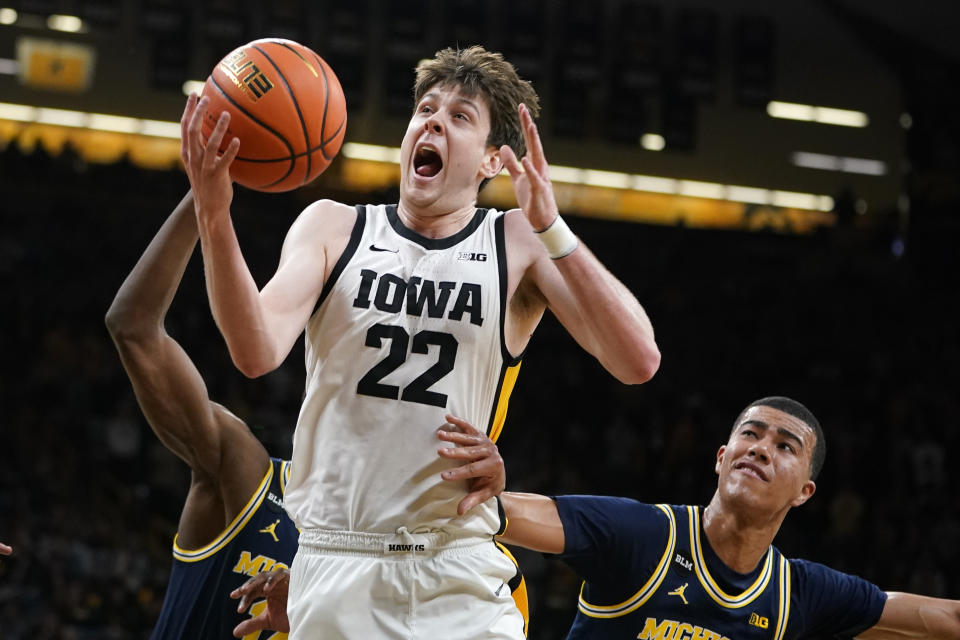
2,147,958,639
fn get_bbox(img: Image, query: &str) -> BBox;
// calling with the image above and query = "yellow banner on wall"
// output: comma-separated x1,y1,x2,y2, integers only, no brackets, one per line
16,37,96,92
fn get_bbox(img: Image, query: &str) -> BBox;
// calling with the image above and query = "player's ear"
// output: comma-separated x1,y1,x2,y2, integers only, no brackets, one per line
790,480,816,507
715,445,726,476
480,145,502,180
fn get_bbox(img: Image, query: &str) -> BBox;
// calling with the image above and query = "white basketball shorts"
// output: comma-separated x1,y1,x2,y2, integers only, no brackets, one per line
287,527,526,640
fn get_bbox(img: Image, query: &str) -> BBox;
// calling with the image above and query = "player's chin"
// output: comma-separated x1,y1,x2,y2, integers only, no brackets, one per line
722,478,767,504
401,180,442,207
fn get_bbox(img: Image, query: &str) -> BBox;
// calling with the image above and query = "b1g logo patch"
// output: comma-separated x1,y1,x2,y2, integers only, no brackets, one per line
749,613,769,629
457,252,487,262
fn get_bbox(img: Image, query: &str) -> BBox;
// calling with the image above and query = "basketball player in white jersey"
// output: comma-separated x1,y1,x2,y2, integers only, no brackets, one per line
180,45,660,639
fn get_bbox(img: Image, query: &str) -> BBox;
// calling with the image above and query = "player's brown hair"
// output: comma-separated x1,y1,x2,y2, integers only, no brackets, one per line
414,46,541,189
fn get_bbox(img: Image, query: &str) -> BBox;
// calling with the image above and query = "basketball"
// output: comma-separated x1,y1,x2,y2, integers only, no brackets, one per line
200,38,347,193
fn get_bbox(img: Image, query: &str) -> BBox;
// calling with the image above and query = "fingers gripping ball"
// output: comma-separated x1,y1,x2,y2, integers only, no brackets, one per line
201,39,347,192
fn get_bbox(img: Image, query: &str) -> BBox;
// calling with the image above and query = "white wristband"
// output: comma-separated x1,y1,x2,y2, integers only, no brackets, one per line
535,215,579,259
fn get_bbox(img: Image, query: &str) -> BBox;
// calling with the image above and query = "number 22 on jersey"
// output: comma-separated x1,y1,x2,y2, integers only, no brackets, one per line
356,324,458,408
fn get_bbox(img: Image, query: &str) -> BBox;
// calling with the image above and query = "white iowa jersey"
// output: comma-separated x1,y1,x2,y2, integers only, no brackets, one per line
284,203,522,535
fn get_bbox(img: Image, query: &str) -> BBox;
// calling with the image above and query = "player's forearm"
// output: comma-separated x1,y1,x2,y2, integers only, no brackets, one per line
497,492,565,554
554,244,660,384
889,593,960,640
198,214,281,377
106,191,197,339
859,593,960,640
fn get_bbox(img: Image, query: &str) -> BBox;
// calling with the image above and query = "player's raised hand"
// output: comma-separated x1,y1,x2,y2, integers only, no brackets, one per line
437,415,506,515
500,103,560,231
230,568,290,636
180,93,240,225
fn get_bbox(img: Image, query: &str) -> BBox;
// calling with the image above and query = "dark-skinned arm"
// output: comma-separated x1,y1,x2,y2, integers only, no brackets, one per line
105,191,269,537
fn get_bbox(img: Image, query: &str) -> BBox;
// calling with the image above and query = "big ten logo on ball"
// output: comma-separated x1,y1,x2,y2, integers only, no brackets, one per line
220,49,274,101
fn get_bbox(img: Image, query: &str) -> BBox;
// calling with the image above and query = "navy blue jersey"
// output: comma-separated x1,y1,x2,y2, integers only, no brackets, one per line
554,497,886,640
152,459,299,640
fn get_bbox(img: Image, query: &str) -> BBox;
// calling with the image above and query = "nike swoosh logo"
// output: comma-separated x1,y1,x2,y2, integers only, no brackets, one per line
369,244,399,253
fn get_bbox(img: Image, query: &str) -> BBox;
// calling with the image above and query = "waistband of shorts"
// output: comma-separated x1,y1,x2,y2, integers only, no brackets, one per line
297,527,493,556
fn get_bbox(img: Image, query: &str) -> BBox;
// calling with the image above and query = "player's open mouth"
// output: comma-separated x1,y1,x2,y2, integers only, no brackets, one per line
414,145,443,178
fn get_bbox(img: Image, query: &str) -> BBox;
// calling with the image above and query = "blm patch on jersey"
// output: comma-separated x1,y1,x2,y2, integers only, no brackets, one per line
266,491,285,513
673,552,693,576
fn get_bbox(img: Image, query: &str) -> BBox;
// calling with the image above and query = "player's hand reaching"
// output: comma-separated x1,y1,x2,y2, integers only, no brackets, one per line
500,103,560,231
0,541,12,555
230,568,290,637
180,93,240,227
437,415,506,515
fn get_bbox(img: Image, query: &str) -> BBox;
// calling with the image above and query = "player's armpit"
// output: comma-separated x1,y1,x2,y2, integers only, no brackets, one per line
497,492,566,555
857,592,960,640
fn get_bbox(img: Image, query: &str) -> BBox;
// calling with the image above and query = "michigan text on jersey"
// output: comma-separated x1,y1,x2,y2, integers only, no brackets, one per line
232,550,290,577
638,617,730,640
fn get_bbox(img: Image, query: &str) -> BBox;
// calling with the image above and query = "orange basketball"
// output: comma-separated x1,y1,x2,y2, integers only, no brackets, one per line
200,38,347,193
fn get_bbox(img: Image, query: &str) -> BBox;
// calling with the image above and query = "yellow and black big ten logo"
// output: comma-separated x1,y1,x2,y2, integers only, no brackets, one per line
220,50,274,101
748,613,769,629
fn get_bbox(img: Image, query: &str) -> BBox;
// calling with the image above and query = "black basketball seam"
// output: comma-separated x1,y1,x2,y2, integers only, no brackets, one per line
253,42,313,186
278,41,341,169
322,118,346,149
232,119,345,163
310,49,334,161
209,75,297,190
310,51,345,148
277,41,342,176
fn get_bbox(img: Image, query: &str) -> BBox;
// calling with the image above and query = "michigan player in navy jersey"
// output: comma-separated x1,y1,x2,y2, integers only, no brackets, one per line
180,45,659,639
496,397,960,640
105,192,299,639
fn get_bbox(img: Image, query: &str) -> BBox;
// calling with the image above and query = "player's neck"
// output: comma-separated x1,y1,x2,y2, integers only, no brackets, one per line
396,199,478,239
701,493,786,574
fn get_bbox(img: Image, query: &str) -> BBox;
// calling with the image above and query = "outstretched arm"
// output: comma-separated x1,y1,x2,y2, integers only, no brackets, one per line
857,592,960,640
105,191,267,506
435,413,565,552
502,104,659,384
497,492,566,554
180,94,332,377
